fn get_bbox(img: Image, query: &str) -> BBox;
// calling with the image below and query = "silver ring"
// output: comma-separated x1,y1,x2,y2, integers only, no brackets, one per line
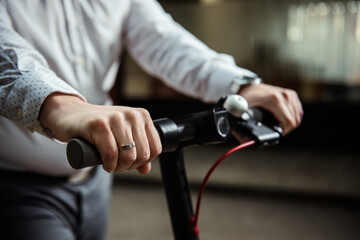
119,141,136,151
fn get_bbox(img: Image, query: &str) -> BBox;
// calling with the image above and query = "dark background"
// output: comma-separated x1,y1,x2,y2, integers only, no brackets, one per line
107,1,360,239
114,0,360,152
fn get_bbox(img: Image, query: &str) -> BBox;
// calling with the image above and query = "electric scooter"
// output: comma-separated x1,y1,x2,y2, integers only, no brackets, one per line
66,95,282,240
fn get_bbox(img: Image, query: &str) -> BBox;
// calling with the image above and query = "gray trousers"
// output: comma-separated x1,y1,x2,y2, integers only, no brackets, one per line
0,166,112,240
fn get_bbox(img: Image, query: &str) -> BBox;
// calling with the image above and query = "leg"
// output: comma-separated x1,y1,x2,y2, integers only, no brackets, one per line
0,167,112,240
0,204,75,240
0,171,78,240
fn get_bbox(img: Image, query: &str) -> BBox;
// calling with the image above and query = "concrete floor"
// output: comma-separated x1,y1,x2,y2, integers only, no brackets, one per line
107,184,360,240
106,145,360,240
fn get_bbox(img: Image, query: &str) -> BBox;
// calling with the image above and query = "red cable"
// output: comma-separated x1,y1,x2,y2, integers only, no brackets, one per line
189,140,256,237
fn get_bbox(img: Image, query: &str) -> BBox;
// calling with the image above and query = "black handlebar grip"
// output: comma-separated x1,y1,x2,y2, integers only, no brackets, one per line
66,119,170,169
66,138,102,169
66,119,175,169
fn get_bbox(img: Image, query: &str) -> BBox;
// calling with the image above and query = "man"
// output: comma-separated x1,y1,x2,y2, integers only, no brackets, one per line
0,0,303,239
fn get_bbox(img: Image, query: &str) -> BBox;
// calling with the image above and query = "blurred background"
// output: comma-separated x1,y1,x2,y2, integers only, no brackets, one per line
108,0,360,239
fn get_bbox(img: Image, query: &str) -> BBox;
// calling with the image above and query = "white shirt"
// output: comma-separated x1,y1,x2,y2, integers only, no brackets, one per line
0,0,257,175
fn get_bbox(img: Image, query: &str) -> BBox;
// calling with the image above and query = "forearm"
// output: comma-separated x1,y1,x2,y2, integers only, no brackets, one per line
0,48,84,136
0,12,84,136
124,0,257,102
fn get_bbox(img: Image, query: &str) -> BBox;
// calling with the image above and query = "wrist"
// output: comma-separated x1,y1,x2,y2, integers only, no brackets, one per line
229,76,262,95
39,93,86,130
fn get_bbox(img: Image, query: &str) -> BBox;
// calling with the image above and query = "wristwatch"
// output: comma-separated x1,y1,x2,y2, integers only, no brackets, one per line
229,75,262,94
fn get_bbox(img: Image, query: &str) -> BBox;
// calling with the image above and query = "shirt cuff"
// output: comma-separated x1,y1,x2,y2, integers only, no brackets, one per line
2,72,85,138
206,62,258,102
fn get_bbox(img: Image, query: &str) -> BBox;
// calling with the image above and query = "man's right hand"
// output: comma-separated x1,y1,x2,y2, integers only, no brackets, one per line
39,93,162,174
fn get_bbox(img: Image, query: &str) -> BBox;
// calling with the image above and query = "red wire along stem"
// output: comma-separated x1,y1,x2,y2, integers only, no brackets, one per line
190,140,256,237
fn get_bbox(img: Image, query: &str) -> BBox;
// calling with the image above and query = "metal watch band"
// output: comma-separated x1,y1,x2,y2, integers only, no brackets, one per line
230,76,262,94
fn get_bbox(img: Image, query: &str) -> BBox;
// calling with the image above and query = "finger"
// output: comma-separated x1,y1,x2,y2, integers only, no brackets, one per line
123,108,153,170
267,96,296,136
283,90,301,126
110,117,137,172
136,163,152,175
90,125,118,173
129,109,161,170
292,91,304,125
282,90,297,121
117,136,137,172
285,91,303,129
128,120,150,170
145,120,162,161
279,101,297,135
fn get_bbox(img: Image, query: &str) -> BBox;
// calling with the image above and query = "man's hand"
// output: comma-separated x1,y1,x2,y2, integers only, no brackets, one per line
238,83,303,135
39,93,162,174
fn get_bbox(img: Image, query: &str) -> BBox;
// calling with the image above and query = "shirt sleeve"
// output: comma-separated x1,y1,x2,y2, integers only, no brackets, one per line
123,0,258,103
0,5,85,136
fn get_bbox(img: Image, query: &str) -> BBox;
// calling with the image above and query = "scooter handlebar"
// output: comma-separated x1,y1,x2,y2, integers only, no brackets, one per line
67,108,230,169
66,107,281,170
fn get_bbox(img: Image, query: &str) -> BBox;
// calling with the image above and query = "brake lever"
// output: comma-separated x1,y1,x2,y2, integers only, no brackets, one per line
219,95,282,147
232,114,281,147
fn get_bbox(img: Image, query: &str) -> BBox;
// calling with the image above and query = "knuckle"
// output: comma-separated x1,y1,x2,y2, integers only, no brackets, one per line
289,89,297,96
283,89,295,100
289,89,299,97
109,112,124,125
299,111,304,119
115,152,136,172
123,152,137,165
138,151,151,163
153,143,162,157
126,108,152,125
88,117,108,132
285,116,297,129
269,92,283,104
138,108,151,119
149,145,162,161
126,109,140,122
